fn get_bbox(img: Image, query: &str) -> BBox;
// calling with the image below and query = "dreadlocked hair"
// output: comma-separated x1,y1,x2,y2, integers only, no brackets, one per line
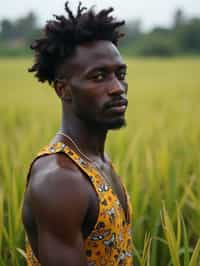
28,2,125,85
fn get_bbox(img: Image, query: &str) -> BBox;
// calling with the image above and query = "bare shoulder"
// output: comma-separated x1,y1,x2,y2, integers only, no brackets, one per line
26,153,90,232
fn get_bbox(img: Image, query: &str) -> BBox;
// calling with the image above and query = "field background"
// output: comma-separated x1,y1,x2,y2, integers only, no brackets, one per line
0,57,200,265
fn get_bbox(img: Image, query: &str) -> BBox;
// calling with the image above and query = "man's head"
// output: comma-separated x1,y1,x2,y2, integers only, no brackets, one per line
29,2,128,130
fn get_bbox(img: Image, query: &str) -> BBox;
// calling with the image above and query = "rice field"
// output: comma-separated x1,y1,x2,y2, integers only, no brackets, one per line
0,57,200,265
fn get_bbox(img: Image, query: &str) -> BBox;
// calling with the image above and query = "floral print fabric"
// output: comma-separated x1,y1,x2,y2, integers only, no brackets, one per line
26,142,133,265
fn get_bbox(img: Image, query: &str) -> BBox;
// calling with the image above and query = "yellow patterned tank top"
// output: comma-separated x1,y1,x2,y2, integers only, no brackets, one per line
26,142,133,265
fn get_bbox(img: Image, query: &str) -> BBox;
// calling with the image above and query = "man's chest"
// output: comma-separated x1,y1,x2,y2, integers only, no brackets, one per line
94,161,129,222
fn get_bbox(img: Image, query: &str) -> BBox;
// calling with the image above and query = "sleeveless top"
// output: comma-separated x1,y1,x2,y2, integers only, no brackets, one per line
25,142,133,266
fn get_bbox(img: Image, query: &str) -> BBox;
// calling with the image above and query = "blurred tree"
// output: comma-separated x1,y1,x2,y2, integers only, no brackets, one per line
1,19,15,40
137,32,176,57
124,19,142,41
15,12,37,41
173,8,186,29
179,18,200,53
0,12,41,56
0,12,38,42
120,19,142,54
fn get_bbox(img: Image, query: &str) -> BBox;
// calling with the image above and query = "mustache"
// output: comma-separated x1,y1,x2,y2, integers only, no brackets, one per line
103,97,128,109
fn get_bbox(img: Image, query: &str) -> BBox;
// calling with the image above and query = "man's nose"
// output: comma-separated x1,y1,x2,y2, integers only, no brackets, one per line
107,76,127,95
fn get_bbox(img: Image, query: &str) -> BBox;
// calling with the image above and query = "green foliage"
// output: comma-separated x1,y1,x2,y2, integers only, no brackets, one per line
1,9,200,57
135,32,177,57
121,9,200,57
0,12,41,57
177,18,200,53
0,58,200,265
0,12,38,42
0,45,32,57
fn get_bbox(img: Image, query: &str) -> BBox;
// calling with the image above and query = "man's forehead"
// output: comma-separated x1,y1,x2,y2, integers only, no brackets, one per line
68,40,125,73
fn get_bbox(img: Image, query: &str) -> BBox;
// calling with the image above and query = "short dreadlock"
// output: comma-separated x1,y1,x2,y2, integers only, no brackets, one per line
28,2,125,85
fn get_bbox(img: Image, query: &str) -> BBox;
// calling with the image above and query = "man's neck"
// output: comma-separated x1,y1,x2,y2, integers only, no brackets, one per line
60,109,107,162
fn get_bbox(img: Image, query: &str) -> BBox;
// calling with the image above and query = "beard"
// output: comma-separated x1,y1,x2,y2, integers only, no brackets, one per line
99,117,127,130
77,110,127,131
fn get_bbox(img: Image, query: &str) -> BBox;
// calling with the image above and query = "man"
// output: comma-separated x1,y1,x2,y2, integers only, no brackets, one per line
22,2,133,265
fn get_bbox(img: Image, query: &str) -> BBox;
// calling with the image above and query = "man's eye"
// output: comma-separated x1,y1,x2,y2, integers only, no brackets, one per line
118,72,126,80
93,73,105,81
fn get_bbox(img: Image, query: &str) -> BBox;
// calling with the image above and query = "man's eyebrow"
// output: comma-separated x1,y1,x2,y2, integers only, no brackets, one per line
85,64,127,75
117,64,127,70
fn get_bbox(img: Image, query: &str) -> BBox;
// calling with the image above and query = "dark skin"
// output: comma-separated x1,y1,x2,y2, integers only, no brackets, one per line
22,40,129,266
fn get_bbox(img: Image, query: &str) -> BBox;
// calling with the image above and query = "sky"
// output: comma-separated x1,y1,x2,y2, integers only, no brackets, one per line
1,0,200,30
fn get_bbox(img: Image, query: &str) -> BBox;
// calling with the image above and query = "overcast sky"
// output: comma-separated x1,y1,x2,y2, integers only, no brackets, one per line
1,0,200,30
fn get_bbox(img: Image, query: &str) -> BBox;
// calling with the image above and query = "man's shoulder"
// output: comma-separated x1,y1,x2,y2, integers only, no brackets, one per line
30,152,85,184
31,151,79,176
26,153,90,212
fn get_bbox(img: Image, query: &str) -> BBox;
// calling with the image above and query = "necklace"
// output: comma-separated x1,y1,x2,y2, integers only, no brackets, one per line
56,131,113,184
57,131,100,166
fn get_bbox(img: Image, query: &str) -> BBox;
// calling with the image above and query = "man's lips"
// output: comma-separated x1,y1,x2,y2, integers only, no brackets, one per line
105,98,128,109
108,105,127,113
104,98,128,114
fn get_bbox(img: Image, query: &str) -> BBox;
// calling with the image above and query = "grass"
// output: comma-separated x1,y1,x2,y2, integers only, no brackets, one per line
0,57,200,265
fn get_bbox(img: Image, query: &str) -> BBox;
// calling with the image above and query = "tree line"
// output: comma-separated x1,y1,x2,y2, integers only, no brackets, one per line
121,9,200,56
0,9,200,57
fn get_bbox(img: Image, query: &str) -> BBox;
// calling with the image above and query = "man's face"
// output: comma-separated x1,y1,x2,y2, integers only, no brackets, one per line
66,40,128,130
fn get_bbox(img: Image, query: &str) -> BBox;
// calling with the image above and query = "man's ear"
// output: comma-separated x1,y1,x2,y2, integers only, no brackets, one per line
54,79,72,102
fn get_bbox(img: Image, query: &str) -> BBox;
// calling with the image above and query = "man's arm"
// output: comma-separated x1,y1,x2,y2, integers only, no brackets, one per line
24,155,90,266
